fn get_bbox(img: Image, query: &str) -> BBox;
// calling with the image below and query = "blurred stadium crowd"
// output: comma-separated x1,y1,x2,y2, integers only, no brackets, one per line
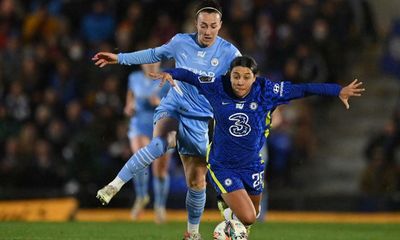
1,0,397,210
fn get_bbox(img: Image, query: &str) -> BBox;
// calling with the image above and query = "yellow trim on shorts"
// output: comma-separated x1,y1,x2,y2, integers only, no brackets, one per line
259,153,265,164
206,142,212,163
206,142,227,193
207,166,227,194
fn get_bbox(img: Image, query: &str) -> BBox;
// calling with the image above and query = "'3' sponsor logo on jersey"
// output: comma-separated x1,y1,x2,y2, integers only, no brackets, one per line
228,113,251,137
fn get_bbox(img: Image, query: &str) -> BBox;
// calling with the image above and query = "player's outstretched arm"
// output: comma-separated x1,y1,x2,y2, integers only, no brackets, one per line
339,79,365,109
92,52,118,68
149,72,176,87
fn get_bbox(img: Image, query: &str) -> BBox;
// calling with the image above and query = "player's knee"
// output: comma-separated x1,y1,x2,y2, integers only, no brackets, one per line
238,212,257,226
187,177,206,190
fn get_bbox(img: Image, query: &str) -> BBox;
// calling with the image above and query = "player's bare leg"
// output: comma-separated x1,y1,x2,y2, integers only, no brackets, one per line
181,155,208,239
221,190,259,226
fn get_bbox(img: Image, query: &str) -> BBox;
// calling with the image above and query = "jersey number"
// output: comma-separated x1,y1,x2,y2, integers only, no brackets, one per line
252,171,264,189
228,113,251,137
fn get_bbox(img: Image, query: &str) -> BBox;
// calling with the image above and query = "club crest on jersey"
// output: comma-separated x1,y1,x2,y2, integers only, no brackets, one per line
211,58,219,66
198,76,215,83
250,102,258,110
224,178,232,186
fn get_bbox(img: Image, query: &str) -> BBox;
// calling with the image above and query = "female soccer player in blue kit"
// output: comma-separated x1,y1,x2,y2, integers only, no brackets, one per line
150,56,365,235
124,63,170,223
92,1,240,239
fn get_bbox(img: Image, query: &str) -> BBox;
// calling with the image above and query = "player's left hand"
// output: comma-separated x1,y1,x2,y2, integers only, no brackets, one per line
148,72,176,87
339,79,365,109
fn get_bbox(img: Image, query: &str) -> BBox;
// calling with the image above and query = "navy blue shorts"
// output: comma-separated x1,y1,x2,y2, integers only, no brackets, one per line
207,164,265,195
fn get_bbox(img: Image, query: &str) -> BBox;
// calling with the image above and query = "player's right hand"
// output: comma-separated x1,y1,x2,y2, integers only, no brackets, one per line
92,52,118,67
148,72,176,87
339,79,365,109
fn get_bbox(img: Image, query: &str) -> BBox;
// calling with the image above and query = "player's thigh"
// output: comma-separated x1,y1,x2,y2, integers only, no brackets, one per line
222,189,257,225
153,117,179,137
180,155,208,189
249,194,262,215
152,153,171,177
153,101,180,144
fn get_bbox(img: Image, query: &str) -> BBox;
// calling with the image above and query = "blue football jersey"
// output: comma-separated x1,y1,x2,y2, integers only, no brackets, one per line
165,68,341,169
128,71,169,122
153,33,240,118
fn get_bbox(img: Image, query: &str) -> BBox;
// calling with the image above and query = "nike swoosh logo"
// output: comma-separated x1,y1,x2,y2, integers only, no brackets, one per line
222,102,230,105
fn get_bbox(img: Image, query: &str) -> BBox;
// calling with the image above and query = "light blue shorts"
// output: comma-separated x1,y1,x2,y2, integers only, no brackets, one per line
153,96,210,157
128,116,153,139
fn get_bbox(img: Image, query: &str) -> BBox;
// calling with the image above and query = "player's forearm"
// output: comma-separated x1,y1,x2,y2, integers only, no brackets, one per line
289,83,341,99
118,49,161,65
165,68,198,86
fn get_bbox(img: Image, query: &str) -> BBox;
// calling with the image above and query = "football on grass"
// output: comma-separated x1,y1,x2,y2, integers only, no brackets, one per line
213,220,248,240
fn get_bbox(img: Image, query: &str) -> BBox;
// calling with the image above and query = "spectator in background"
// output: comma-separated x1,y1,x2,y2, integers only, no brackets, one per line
296,43,328,83
1,34,22,86
267,107,293,189
29,139,65,188
50,59,79,105
22,2,61,44
0,0,23,49
381,19,400,79
34,104,52,137
365,120,398,163
5,80,30,122
149,12,177,45
360,119,399,211
15,123,38,167
65,100,89,136
46,118,67,156
115,1,145,52
81,0,116,46
0,137,19,187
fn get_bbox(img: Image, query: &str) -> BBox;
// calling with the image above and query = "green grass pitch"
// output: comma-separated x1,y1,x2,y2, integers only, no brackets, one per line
0,221,399,240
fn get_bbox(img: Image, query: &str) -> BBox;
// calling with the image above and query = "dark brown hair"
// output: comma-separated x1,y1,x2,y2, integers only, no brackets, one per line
229,56,259,75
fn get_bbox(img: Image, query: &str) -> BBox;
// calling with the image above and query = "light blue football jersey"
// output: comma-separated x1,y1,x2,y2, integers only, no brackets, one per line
155,33,240,117
127,71,169,131
119,33,241,118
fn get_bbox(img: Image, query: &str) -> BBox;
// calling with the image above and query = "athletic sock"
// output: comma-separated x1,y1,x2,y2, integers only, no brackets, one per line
133,168,149,198
186,188,206,233
153,175,170,208
117,137,168,182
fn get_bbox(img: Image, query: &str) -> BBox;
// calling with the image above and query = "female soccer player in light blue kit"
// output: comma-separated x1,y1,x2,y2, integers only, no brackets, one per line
150,56,364,236
92,1,240,239
124,63,170,223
